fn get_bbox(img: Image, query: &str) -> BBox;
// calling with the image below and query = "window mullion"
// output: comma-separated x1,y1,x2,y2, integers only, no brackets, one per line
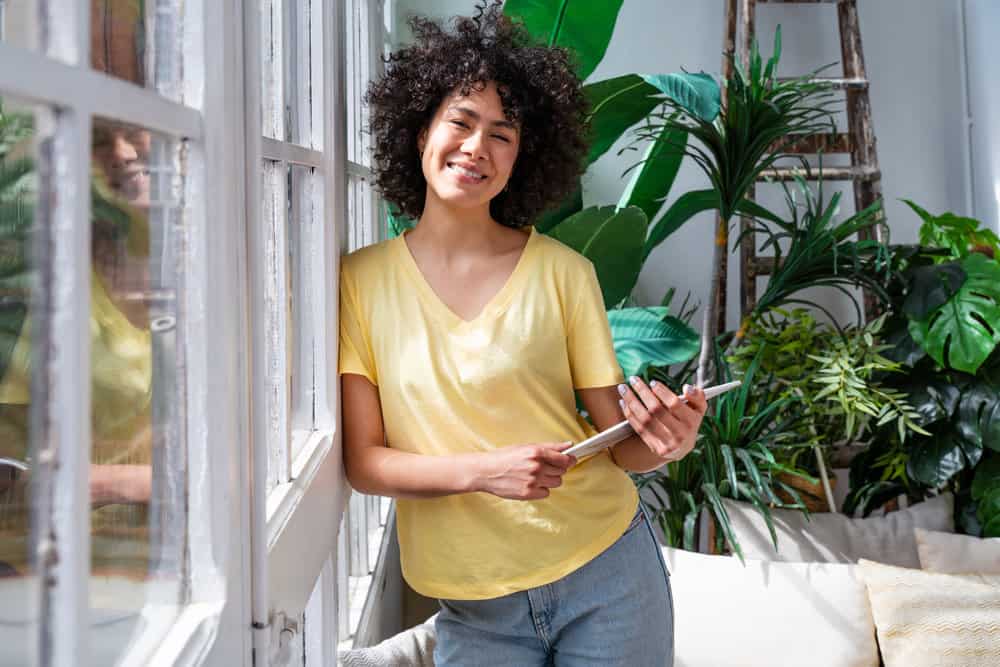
34,106,92,667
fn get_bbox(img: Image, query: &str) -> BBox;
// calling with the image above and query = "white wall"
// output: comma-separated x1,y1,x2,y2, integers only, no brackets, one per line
966,0,1000,234
392,0,977,329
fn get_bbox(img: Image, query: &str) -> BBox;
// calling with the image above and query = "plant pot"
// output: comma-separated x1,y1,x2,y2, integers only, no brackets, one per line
775,471,837,512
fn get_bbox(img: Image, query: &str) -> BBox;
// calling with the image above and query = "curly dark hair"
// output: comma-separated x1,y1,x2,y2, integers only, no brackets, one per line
365,0,589,228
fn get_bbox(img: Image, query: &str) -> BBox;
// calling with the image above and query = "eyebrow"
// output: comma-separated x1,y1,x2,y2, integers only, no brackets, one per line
447,106,518,131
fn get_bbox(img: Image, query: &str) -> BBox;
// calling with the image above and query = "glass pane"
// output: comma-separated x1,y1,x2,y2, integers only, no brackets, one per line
88,116,185,663
284,0,319,147
261,0,284,140
263,160,289,492
0,1,39,51
288,165,314,449
0,95,39,667
90,0,184,99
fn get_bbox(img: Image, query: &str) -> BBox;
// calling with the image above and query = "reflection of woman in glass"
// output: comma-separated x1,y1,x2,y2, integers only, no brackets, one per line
340,4,706,664
0,119,155,577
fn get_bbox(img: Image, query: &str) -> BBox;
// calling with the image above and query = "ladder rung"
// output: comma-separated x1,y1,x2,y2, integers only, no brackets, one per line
757,165,880,182
756,0,843,4
777,77,869,91
777,133,852,154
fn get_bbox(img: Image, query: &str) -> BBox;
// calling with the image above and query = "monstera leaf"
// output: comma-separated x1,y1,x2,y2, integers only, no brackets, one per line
906,433,966,487
547,205,647,308
957,383,1000,454
608,307,699,379
503,0,624,81
583,74,662,165
973,454,1000,536
908,253,1000,374
641,72,721,123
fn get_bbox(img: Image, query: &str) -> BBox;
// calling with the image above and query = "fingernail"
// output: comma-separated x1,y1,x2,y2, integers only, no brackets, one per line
650,380,659,388
683,384,691,395
617,384,628,396
618,399,625,411
629,375,640,385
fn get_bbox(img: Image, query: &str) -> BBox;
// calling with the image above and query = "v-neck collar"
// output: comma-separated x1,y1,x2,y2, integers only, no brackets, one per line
396,225,537,329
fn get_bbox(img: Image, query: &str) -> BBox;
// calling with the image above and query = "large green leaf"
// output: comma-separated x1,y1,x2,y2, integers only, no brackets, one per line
386,204,416,239
503,0,624,81
906,433,966,487
909,253,1000,374
608,307,700,378
903,261,966,320
972,453,1000,501
583,74,662,165
902,378,961,427
535,183,582,233
978,487,1000,533
642,189,718,260
547,205,647,308
957,383,1000,454
617,125,686,224
641,72,721,123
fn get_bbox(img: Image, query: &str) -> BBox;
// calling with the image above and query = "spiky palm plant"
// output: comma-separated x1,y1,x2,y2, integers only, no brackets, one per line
636,27,838,384
736,176,892,335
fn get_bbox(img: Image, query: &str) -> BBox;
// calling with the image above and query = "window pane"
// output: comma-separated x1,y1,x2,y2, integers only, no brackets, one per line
261,0,284,140
288,165,316,449
263,159,289,492
285,0,320,148
0,0,39,51
90,0,184,99
0,95,39,667
88,116,185,663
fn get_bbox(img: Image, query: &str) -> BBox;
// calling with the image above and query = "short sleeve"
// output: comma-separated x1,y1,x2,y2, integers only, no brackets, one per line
338,260,378,385
566,260,624,389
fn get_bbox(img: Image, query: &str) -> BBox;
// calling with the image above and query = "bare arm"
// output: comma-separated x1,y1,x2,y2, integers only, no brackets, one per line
578,377,707,474
341,373,575,500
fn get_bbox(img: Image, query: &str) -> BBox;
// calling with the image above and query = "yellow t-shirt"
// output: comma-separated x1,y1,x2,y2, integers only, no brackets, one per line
338,225,638,600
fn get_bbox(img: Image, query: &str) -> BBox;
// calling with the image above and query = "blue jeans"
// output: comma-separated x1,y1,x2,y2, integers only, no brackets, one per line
433,506,674,666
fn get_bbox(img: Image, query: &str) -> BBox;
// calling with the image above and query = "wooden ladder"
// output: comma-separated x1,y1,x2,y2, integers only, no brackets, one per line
713,0,885,330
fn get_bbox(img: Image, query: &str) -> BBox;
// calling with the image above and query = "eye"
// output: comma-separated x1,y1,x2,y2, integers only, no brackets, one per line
492,134,511,143
449,120,468,129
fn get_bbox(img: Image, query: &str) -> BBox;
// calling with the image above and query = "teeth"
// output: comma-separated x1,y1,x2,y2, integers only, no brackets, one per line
449,164,485,180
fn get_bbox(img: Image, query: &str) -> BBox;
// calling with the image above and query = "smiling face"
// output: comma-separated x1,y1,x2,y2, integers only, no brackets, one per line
417,81,521,216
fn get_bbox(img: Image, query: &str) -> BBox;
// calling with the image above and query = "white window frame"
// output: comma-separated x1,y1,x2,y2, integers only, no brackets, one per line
0,1,251,665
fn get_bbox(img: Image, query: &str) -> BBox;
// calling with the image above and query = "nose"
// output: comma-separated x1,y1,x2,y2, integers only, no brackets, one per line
109,133,139,169
460,130,488,162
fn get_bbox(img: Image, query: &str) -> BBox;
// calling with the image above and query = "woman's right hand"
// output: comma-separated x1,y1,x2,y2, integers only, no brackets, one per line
473,442,577,500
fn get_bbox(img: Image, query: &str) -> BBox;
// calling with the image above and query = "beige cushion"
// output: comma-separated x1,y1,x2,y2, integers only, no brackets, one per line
338,615,437,667
664,546,878,667
858,559,1000,667
721,493,953,566
915,528,1000,574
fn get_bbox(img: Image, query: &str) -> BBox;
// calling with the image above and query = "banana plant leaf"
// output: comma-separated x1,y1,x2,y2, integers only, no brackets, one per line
908,253,1000,374
641,72,721,123
583,74,662,165
617,124,686,224
607,306,699,379
535,183,582,233
503,0,624,81
547,205,647,308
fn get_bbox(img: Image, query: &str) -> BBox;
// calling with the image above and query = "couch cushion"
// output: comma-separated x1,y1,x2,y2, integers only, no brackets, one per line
664,546,878,667
915,528,1000,574
859,559,1000,667
338,615,437,667
721,493,953,566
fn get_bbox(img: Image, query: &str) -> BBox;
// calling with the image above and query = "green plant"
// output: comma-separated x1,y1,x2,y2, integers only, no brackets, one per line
844,210,1000,535
636,351,815,558
903,199,1000,261
737,177,891,335
729,309,926,459
636,27,838,384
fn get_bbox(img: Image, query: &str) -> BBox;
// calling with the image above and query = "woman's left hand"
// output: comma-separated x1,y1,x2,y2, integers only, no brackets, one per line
618,376,707,464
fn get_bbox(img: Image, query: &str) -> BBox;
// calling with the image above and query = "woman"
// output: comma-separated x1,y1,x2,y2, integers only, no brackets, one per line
339,3,707,664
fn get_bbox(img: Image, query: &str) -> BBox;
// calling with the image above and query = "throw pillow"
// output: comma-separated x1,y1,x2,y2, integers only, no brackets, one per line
338,614,437,667
858,559,1000,667
915,528,1000,574
663,546,878,667
721,493,953,566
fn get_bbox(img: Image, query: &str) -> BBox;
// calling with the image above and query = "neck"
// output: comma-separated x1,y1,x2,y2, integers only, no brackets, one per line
413,191,506,251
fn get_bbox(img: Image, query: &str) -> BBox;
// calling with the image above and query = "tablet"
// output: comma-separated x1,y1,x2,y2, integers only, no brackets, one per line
564,380,742,462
